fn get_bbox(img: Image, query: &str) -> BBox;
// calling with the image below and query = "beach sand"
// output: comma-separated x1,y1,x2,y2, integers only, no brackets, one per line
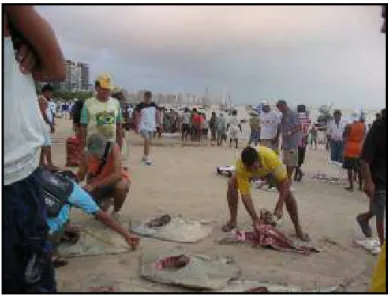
51,117,378,292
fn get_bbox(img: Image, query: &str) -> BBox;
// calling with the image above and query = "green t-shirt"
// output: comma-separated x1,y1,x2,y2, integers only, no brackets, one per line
81,96,122,142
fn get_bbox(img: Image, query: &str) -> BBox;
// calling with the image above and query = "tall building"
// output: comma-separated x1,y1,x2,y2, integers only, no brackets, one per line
77,62,90,90
62,59,90,91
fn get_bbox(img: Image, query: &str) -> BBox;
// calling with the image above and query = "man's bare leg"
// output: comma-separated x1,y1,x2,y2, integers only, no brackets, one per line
284,192,310,241
39,147,46,166
376,219,385,246
112,179,130,213
286,166,295,182
222,176,239,231
144,138,150,157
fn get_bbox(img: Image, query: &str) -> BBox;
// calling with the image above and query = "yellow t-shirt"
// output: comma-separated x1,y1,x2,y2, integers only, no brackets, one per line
81,97,122,142
369,241,386,292
235,146,287,195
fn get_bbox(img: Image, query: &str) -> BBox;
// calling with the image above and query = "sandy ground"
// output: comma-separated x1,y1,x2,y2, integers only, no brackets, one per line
50,117,378,292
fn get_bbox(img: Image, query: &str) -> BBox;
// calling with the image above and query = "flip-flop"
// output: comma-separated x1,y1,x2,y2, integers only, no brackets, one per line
356,215,372,238
60,230,80,244
52,258,69,268
221,223,236,232
298,233,311,242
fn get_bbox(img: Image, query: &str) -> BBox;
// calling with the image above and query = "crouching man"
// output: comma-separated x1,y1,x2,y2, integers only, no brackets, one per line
221,146,310,242
77,133,130,221
42,169,139,268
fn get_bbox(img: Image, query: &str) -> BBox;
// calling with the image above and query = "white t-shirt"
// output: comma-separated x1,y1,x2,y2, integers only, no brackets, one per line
136,102,157,132
182,112,191,125
4,37,46,185
260,111,281,140
326,119,349,141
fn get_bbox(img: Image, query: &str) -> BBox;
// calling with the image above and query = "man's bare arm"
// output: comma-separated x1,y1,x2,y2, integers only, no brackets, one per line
90,146,122,189
5,5,65,81
80,125,87,148
38,97,51,126
241,193,259,223
116,124,123,149
273,178,291,217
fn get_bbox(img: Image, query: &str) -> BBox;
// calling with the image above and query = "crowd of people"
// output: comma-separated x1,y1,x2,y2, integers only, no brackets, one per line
3,5,385,294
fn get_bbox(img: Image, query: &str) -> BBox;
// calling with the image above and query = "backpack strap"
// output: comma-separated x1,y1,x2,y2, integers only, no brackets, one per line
95,142,112,177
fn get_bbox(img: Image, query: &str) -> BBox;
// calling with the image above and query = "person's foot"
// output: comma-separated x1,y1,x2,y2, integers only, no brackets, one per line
221,222,236,232
356,215,372,238
111,211,122,222
345,186,354,192
297,232,311,242
52,257,69,268
144,156,152,165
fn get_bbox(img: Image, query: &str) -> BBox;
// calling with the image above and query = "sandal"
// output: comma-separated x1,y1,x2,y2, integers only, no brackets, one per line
60,228,81,244
52,257,69,268
221,222,236,232
297,232,311,242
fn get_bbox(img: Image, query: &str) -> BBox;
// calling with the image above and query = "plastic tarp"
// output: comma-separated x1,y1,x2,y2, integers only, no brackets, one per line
131,215,212,243
58,217,131,258
218,280,340,293
140,250,240,290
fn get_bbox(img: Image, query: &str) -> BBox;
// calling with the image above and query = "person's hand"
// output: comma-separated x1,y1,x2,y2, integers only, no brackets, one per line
363,180,375,200
125,234,140,250
273,207,283,220
16,43,38,74
83,184,95,193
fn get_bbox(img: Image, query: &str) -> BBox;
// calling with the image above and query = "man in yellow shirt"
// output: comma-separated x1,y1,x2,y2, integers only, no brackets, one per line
222,146,310,241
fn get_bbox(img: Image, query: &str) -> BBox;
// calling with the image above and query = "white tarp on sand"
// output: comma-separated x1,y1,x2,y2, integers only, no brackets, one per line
131,215,212,243
140,250,240,290
58,218,132,258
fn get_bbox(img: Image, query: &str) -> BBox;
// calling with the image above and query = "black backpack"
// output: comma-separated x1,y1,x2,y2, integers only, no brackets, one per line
39,168,74,218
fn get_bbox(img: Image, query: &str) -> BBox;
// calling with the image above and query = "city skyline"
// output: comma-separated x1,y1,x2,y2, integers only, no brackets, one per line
37,5,386,109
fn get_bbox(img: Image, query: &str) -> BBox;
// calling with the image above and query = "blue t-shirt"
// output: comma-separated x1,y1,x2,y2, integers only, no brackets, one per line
47,181,100,234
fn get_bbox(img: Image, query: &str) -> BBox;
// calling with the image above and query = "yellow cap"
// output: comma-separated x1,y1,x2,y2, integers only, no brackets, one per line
96,73,114,90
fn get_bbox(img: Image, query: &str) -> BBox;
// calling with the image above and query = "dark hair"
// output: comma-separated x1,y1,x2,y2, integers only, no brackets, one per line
297,105,306,113
144,91,152,98
276,100,287,106
333,109,342,116
41,83,54,93
241,146,259,167
95,80,100,88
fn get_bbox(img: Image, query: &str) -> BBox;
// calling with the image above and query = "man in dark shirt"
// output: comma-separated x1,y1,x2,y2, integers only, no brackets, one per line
356,109,386,246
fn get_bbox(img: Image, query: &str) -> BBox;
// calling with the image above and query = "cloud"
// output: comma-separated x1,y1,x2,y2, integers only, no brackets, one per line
36,5,385,108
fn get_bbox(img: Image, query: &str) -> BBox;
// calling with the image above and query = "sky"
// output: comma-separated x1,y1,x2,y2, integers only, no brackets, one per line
36,5,386,109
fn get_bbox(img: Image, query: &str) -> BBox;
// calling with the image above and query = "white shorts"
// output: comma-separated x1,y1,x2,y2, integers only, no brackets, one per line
229,127,240,139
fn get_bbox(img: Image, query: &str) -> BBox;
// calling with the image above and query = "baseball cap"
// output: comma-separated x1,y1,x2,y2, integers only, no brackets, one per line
96,73,114,90
261,100,269,106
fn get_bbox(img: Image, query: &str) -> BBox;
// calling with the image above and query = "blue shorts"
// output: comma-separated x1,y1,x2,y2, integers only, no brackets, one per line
249,130,260,145
3,168,56,293
330,140,343,163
